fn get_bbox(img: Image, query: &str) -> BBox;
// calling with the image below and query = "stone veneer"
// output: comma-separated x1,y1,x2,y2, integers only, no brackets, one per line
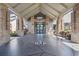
56,16,64,34
16,17,24,36
71,4,79,43
0,4,10,46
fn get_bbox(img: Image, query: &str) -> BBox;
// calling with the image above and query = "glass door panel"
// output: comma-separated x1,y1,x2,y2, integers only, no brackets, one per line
34,22,46,34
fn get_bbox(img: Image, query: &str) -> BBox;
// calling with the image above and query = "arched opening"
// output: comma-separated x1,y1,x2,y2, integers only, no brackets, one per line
9,9,17,37
62,11,72,40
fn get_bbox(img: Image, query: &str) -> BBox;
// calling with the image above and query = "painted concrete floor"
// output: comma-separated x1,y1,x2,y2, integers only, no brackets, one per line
0,34,79,56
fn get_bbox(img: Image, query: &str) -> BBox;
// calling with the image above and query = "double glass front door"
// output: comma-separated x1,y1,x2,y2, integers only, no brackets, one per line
34,22,46,34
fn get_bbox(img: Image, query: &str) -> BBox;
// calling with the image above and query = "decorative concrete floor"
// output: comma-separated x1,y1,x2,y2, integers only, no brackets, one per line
0,34,79,56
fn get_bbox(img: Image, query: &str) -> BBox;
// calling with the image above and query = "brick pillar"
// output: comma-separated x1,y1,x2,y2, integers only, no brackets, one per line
16,16,24,36
56,16,64,34
71,4,79,43
0,4,10,46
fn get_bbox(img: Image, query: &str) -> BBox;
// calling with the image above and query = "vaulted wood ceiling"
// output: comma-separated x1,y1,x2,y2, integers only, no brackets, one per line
6,3,75,19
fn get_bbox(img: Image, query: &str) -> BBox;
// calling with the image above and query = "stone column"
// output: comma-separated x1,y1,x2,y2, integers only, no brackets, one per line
45,16,50,34
16,16,24,36
30,16,35,34
56,16,64,34
71,4,79,43
0,4,10,46
46,16,50,25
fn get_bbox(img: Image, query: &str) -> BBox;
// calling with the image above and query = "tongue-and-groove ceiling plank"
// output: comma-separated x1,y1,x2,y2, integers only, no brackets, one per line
47,3,67,13
24,7,40,19
14,3,33,13
42,5,57,17
21,4,40,16
41,8,55,18
42,4,59,16
7,3,18,7
46,3,61,14
41,10,54,19
19,4,34,13
59,3,68,9
63,3,75,8
6,3,75,19
12,3,21,8
23,5,40,17
25,10,40,19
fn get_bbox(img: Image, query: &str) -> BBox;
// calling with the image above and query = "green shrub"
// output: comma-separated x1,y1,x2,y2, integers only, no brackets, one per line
10,32,18,37
59,31,71,40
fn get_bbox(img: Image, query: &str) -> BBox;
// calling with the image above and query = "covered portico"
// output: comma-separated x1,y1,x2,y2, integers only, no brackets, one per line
0,3,79,56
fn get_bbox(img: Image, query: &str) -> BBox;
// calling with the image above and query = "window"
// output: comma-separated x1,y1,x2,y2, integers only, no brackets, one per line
62,11,72,32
